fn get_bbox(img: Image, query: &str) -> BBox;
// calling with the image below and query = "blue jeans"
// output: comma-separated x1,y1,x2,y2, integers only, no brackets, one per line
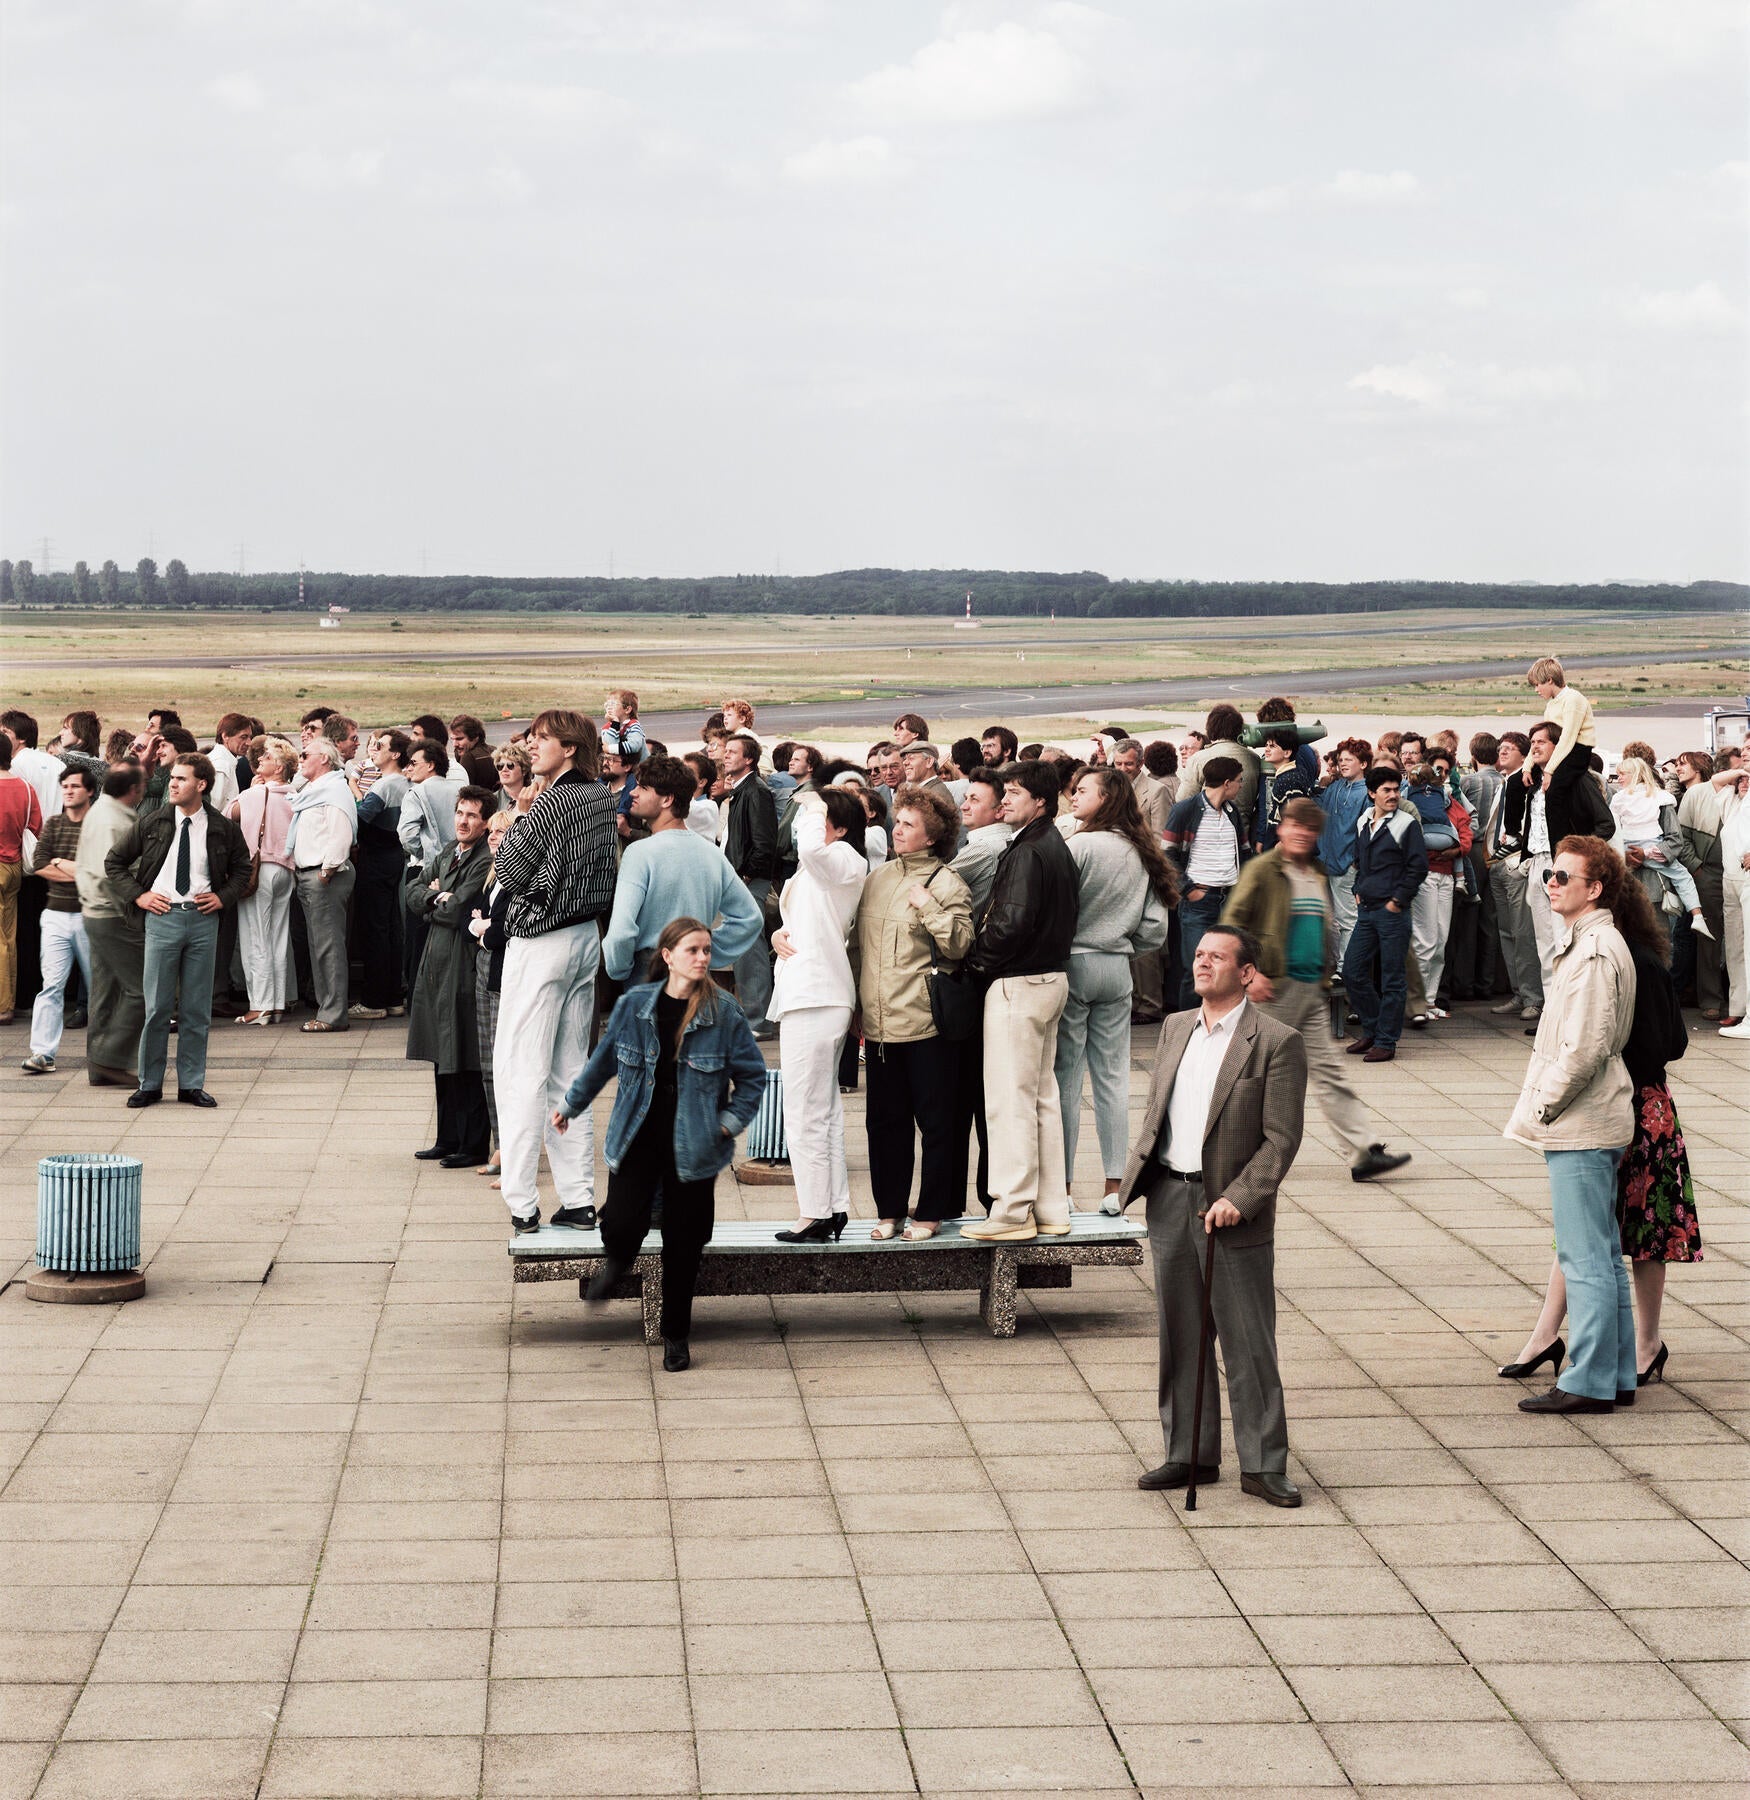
1548,1147,1634,1401
1177,885,1231,1009
1342,902,1410,1049
140,905,219,1092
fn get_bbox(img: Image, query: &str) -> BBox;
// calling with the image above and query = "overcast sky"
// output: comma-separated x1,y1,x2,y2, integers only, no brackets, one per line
3,0,1745,583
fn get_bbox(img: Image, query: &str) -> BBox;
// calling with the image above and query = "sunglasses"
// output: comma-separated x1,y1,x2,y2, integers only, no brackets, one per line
1543,869,1583,886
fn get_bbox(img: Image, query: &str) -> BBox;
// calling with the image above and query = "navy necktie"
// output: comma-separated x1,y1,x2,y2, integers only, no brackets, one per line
175,816,191,896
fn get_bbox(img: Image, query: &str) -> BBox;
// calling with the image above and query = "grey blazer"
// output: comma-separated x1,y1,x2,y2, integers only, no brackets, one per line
1117,1003,1308,1247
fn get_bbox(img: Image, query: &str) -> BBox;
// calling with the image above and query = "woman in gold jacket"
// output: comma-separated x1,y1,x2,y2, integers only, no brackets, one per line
855,785,974,1238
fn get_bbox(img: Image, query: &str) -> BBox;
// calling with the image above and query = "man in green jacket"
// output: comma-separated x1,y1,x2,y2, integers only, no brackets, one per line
1222,797,1410,1183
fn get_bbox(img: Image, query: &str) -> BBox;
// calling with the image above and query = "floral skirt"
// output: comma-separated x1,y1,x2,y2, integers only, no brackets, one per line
1616,1083,1702,1263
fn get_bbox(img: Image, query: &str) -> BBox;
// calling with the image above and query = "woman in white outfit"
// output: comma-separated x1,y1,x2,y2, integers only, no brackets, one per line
228,736,298,1023
1053,768,1174,1210
770,788,869,1241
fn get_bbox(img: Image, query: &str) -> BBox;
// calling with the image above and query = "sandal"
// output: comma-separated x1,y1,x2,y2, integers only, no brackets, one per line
902,1221,939,1241
869,1220,901,1240
301,1020,338,1033
236,1011,262,1025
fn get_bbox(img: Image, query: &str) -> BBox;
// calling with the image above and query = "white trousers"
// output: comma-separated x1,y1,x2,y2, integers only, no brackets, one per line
1329,867,1358,963
983,973,1071,1231
1724,866,1750,1018
1526,853,1559,988
495,921,599,1221
779,1005,853,1219
1410,871,1455,1005
31,911,91,1058
237,862,294,1012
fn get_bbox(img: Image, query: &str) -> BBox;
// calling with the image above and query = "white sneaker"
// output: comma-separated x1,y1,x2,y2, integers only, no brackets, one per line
1520,1005,1542,1021
1099,1196,1122,1216
1490,1000,1520,1015
1720,1022,1750,1039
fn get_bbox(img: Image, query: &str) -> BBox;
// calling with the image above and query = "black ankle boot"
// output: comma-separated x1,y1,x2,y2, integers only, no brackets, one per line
662,1338,690,1373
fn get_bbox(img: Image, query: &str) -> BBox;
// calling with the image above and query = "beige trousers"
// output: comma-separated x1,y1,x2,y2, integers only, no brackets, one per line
1261,978,1373,1163
982,972,1071,1230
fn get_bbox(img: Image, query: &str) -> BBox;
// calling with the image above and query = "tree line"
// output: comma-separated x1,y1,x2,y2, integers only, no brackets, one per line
0,558,1742,619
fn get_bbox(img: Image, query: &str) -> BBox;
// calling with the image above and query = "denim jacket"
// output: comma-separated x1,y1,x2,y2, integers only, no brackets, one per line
559,981,769,1181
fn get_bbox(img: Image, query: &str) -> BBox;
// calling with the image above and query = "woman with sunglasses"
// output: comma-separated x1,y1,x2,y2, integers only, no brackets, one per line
1501,836,1639,1414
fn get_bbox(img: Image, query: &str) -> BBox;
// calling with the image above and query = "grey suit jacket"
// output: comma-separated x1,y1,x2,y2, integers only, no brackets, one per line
1117,1002,1308,1246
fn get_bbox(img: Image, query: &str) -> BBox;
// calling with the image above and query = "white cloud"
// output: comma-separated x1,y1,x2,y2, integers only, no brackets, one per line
852,20,1096,124
1555,0,1745,93
1323,169,1421,205
205,71,265,111
282,146,385,190
1624,281,1739,329
782,135,908,186
1349,354,1589,416
1448,287,1490,310
448,77,628,125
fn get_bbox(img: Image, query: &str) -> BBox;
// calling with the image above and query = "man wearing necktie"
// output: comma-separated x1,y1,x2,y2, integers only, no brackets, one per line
104,753,250,1107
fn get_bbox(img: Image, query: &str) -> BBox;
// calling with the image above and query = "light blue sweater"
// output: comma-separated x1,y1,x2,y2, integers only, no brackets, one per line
600,828,766,982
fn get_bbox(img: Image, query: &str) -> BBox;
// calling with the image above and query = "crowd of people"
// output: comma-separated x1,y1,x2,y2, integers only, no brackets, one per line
0,666,1742,1397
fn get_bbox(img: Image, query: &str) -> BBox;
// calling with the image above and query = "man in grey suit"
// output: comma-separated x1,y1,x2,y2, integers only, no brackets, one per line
1118,923,1309,1506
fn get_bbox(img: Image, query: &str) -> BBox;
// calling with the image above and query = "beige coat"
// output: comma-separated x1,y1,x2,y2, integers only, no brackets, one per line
1116,1001,1308,1247
1132,770,1175,839
855,851,974,1044
1504,908,1635,1152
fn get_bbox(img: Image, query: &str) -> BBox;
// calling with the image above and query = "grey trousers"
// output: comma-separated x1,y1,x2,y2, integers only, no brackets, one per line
1146,1170,1288,1475
140,907,218,1093
1055,952,1134,1180
1489,857,1543,1009
85,913,145,1074
296,864,355,1026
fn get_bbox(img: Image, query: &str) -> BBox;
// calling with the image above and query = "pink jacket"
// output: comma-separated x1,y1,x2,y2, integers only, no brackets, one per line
230,782,295,871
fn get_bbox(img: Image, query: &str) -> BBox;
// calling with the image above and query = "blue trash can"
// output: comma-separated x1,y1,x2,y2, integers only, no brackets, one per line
37,1154,143,1274
743,1070,789,1165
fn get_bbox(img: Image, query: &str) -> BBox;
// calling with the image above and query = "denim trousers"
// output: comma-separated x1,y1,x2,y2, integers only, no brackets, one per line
1177,885,1231,1009
1341,902,1411,1050
30,911,92,1058
1547,1147,1635,1401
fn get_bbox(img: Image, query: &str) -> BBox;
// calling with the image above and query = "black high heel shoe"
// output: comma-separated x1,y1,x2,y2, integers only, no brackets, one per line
774,1213,848,1244
1637,1342,1669,1387
1497,1338,1565,1379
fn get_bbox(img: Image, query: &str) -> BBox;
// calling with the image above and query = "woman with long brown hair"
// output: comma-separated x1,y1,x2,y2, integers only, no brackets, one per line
1499,847,1701,1389
553,917,768,1371
1054,768,1175,1209
1500,836,1639,1413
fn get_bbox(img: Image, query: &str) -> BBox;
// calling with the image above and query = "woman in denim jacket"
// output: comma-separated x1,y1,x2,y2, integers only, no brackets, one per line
553,916,768,1370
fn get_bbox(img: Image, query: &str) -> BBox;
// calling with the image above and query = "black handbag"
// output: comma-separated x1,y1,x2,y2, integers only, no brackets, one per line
922,867,984,1042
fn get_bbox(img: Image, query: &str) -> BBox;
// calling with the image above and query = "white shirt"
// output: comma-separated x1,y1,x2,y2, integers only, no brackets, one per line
1527,786,1550,857
150,806,212,899
1184,798,1239,887
12,745,64,819
768,810,868,1019
685,795,722,844
291,797,356,872
206,742,241,812
717,772,751,847
1160,997,1248,1173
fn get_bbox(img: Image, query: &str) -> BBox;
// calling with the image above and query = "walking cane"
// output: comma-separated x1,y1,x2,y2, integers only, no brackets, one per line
1185,1225,1218,1512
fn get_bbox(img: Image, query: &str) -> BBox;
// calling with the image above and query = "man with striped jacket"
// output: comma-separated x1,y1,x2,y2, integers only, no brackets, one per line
493,710,618,1233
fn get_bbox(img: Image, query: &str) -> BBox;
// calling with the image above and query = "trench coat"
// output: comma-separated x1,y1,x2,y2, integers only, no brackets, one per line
404,837,490,1072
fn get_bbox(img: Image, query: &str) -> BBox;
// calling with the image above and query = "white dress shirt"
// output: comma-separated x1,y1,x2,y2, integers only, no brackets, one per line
1159,997,1249,1173
205,742,241,812
150,806,211,899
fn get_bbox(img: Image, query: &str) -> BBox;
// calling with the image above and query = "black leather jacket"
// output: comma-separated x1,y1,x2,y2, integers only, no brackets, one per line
721,774,778,882
104,802,250,910
964,815,1078,980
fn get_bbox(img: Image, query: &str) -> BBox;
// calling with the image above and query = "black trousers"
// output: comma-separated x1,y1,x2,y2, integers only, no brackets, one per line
600,1113,716,1341
355,843,405,1010
952,1027,992,1212
865,1036,965,1221
1542,751,1590,848
434,1069,490,1160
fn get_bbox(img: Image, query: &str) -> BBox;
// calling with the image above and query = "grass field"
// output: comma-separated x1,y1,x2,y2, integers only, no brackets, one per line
6,606,1745,735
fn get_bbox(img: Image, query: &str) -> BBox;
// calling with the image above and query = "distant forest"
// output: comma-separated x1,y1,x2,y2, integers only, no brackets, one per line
1,558,1744,619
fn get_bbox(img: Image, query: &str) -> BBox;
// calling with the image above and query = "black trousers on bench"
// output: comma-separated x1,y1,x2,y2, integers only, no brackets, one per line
600,1113,716,1341
865,1036,965,1222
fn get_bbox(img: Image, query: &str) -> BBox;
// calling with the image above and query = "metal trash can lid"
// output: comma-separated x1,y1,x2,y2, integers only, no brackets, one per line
39,1153,145,1174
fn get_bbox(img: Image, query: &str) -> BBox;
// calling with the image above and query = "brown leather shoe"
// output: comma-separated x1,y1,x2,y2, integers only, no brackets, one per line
1361,1045,1396,1062
1344,1037,1375,1056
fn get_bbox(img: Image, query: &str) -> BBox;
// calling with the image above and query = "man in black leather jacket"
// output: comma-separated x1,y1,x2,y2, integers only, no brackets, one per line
962,759,1080,1242
718,733,778,1034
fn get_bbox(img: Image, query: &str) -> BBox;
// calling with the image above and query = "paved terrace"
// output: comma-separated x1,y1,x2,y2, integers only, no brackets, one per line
1,1010,1746,1800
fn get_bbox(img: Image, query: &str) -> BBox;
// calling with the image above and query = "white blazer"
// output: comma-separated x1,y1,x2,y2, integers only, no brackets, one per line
768,807,868,1020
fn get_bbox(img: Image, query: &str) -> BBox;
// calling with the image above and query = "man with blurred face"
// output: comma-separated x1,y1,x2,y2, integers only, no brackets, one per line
1223,797,1409,1181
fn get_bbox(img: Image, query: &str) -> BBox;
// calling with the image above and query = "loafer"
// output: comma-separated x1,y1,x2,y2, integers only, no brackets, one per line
958,1219,1038,1242
1361,1045,1396,1062
1240,1471,1302,1507
438,1151,479,1169
1351,1146,1411,1181
126,1087,163,1108
1137,1461,1218,1491
550,1205,599,1230
413,1145,451,1161
177,1089,219,1108
1517,1388,1613,1414
1344,1037,1375,1056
